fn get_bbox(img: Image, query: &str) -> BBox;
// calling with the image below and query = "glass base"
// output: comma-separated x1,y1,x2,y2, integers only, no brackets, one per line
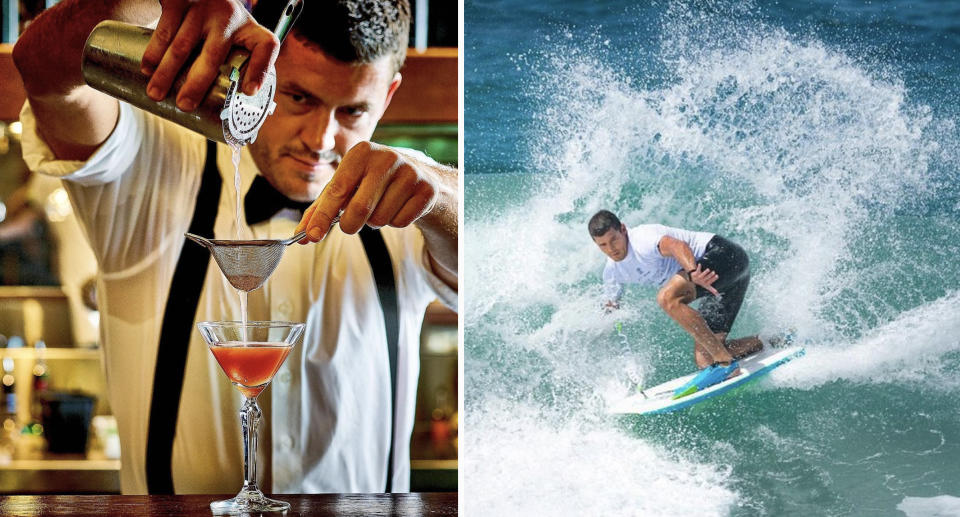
210,487,290,514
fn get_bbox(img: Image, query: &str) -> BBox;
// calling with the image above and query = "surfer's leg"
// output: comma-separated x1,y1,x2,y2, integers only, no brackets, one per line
658,275,736,366
693,341,713,369
698,241,753,360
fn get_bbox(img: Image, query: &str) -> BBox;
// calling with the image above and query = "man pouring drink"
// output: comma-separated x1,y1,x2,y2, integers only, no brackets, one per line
14,0,457,496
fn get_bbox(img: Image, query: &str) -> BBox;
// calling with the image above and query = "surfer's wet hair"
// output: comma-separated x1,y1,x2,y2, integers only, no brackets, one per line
252,0,411,74
588,210,623,237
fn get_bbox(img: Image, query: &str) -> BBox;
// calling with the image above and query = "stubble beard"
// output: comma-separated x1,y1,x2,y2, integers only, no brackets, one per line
251,144,340,203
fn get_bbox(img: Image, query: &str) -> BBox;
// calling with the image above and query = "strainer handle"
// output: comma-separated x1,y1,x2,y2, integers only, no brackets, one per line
281,231,308,245
273,1,303,42
185,232,214,249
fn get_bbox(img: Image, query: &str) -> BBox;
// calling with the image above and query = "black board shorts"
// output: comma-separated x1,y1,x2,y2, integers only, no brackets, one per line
693,235,750,334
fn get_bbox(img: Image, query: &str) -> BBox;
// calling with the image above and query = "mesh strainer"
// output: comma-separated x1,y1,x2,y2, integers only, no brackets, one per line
186,231,306,292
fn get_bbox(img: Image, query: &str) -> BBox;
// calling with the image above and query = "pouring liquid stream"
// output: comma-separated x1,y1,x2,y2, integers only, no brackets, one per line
230,145,248,343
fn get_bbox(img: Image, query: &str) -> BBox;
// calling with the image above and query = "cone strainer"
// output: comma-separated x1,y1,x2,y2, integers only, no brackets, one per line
186,231,306,292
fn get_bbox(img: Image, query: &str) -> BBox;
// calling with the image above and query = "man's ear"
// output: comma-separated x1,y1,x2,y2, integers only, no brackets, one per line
619,223,627,234
380,72,403,116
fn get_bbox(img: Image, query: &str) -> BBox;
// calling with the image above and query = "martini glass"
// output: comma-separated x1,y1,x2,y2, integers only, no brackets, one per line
197,321,304,514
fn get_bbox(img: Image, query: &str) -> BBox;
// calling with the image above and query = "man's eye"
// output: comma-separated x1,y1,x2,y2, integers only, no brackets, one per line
290,93,306,104
341,106,366,117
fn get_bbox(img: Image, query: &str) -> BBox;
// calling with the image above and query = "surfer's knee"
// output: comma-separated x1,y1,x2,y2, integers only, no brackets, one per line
656,288,685,312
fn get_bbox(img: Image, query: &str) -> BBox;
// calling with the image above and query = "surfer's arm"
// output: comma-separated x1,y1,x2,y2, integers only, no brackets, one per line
657,235,698,272
658,236,719,297
602,266,623,310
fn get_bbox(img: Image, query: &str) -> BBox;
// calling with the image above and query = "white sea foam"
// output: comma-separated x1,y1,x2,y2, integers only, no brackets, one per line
461,399,739,517
769,290,960,390
898,495,960,517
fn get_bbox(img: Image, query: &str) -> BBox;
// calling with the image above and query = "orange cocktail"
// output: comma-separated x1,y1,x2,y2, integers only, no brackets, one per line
209,342,293,398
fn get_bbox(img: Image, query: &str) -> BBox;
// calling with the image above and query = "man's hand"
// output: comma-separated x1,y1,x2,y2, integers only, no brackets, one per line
140,0,280,112
688,264,720,298
296,141,449,241
295,142,458,288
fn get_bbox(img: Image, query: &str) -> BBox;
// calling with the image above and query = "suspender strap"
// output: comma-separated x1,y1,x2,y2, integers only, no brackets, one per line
358,226,399,493
146,140,222,493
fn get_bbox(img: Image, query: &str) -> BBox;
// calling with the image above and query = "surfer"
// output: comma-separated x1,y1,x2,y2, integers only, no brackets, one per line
589,210,763,386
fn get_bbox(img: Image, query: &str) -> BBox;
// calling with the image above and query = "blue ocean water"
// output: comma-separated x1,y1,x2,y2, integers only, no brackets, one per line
464,1,960,516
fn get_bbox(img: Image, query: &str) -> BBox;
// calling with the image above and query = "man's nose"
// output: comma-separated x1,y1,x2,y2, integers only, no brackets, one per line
300,109,338,151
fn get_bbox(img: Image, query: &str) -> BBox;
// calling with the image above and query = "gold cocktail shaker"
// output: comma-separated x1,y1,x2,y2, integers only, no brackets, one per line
81,0,301,145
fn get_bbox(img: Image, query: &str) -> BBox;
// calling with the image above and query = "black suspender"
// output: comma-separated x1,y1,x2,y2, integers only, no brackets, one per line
146,140,221,494
358,227,400,493
144,141,401,494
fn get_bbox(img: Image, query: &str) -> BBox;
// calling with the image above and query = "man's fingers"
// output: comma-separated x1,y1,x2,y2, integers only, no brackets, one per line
295,203,318,244
236,25,281,95
295,203,317,234
303,197,341,242
298,142,441,242
340,157,401,232
146,9,205,101
304,147,367,240
301,144,372,241
367,171,416,228
347,150,403,229
176,27,232,111
141,2,188,76
304,206,339,242
693,268,719,285
314,143,371,235
391,188,435,227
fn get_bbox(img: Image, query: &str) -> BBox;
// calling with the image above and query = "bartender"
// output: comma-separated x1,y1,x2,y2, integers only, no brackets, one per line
13,0,457,494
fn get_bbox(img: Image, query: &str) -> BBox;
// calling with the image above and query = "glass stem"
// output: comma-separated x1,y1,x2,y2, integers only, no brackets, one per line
240,397,262,493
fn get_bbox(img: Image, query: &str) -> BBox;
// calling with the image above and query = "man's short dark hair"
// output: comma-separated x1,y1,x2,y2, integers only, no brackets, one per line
252,0,411,74
588,210,622,237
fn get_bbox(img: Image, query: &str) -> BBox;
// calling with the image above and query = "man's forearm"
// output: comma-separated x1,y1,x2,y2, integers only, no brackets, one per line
670,244,697,272
13,0,159,98
658,236,697,272
14,0,160,158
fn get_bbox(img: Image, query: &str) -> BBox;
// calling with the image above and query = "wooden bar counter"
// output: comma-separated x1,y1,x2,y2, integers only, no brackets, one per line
0,493,457,516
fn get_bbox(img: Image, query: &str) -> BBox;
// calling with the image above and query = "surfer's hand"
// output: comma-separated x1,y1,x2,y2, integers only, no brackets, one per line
688,264,720,297
603,300,620,313
141,0,280,111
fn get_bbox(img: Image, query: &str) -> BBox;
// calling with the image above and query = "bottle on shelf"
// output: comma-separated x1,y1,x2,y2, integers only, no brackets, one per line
0,351,17,463
27,340,49,436
1,357,14,416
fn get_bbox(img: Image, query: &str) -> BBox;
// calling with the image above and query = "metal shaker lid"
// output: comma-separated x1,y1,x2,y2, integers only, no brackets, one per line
219,0,302,147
